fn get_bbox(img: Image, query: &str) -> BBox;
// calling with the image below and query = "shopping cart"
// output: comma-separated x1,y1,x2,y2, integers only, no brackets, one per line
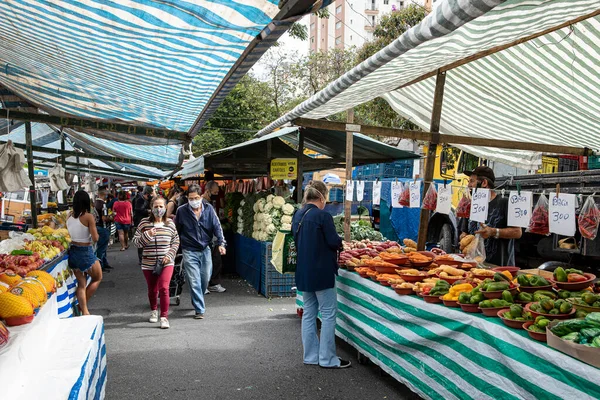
169,253,185,305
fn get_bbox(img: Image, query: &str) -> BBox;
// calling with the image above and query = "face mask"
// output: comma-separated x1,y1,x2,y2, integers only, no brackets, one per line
189,199,202,209
152,208,166,218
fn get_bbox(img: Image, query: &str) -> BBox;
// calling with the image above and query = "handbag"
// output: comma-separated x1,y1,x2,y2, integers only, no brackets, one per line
152,230,164,276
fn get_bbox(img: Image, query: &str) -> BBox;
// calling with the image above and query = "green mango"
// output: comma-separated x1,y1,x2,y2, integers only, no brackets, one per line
559,302,573,314
540,298,555,312
582,292,597,305
537,318,550,329
554,267,567,282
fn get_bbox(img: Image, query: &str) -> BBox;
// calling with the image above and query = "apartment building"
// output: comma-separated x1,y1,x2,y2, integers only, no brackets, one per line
309,0,433,52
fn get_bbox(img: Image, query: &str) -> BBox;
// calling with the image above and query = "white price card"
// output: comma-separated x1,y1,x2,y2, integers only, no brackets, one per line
507,191,533,228
346,180,354,202
391,182,403,208
356,181,365,201
372,181,382,205
549,193,576,236
409,181,421,208
436,184,452,215
470,188,490,223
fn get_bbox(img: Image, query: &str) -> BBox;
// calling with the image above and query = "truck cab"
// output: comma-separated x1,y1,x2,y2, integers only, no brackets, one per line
1,189,40,223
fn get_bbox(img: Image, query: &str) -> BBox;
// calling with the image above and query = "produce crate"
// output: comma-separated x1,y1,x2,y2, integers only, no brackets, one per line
541,156,559,173
588,155,600,170
353,161,413,180
328,187,344,203
558,156,580,172
260,241,296,298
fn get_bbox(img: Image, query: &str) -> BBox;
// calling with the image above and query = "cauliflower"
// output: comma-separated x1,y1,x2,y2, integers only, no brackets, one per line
267,194,274,203
263,214,273,225
253,221,259,230
281,223,292,231
282,203,295,215
264,202,274,213
281,215,292,224
237,208,244,216
267,224,277,234
272,196,286,209
240,200,245,206
253,202,260,213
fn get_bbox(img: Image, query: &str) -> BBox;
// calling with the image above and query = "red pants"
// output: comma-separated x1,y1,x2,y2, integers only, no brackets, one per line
143,266,174,318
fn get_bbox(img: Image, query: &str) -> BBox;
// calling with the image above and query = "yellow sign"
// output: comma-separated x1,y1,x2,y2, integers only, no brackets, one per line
270,158,297,180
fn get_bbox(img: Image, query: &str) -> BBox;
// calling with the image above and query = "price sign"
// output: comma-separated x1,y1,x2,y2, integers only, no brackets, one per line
372,181,382,205
270,158,297,179
356,181,365,201
346,180,354,202
391,182,403,209
409,181,421,208
549,193,576,236
436,184,452,215
470,188,490,223
507,191,532,228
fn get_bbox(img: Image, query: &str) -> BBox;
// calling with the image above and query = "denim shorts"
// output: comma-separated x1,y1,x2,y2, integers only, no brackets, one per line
68,245,98,273
115,222,130,231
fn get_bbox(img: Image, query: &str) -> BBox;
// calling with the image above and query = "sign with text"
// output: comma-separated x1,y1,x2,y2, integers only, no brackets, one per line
346,180,354,202
270,158,297,180
549,193,576,236
436,184,452,215
507,191,533,228
409,181,421,208
391,182,403,208
470,188,490,223
372,181,382,205
356,181,365,201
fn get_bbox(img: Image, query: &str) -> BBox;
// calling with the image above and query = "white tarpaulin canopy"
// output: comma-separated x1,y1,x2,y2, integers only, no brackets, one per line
257,0,600,169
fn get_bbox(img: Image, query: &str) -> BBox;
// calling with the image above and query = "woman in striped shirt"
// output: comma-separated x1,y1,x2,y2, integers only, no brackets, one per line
133,196,180,329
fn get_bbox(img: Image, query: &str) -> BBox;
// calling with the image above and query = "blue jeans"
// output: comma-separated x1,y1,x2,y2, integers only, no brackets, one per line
302,287,340,367
182,248,212,314
96,226,110,269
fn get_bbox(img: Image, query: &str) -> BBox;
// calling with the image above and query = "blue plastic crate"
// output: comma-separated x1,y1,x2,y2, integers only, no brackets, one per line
234,234,263,293
329,187,344,203
260,242,296,298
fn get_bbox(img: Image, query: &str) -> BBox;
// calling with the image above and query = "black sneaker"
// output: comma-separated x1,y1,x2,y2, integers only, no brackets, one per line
194,313,205,319
320,358,352,369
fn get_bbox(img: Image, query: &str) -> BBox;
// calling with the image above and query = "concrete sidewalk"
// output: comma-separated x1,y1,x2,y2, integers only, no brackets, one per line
93,245,420,400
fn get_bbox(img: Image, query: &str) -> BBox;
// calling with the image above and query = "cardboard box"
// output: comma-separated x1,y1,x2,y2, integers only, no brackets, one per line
546,319,600,369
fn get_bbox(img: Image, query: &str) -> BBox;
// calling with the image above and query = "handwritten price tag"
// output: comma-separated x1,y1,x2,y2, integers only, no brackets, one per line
507,191,532,228
409,181,421,208
391,182,403,209
436,184,452,215
356,181,365,201
470,188,490,223
346,180,354,202
372,181,382,205
549,193,576,236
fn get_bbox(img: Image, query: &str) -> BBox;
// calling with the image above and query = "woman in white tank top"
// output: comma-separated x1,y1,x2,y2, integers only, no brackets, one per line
66,190,103,315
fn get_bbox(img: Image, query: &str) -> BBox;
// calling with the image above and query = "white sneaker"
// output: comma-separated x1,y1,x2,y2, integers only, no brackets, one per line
149,310,159,323
208,284,226,293
204,289,210,295
160,317,170,329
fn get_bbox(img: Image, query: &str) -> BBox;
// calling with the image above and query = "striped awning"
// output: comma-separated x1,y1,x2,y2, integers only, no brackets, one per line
258,0,600,169
0,1,283,134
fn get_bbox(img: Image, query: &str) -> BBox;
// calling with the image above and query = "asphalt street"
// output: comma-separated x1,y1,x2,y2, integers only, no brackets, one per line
93,245,421,400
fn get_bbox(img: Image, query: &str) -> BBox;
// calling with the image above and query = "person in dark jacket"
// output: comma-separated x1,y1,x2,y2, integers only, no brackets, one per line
174,184,226,319
292,181,350,369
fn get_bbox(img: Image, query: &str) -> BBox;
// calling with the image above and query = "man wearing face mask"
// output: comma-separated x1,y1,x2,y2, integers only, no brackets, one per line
292,181,350,369
458,166,522,266
174,184,226,319
202,181,226,293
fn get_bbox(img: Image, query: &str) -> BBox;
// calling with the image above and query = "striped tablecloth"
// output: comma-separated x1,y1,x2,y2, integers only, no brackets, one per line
43,254,77,318
297,269,600,400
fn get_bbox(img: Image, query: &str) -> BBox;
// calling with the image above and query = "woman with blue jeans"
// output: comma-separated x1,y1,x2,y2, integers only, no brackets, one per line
292,181,350,369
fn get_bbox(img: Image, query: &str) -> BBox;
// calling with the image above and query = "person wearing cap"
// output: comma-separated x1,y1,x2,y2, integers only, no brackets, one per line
459,166,522,266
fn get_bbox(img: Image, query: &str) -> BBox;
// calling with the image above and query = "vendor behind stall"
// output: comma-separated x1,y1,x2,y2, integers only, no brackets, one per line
459,166,522,266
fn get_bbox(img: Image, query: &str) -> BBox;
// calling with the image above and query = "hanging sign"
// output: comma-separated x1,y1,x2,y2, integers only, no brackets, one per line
356,181,365,201
409,181,421,208
391,182,403,208
372,181,382,206
346,180,354,201
549,193,576,236
470,188,490,223
507,191,533,228
270,158,297,180
436,184,452,215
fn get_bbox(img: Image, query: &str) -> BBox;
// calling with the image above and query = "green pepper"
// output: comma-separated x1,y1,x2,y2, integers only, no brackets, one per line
565,268,584,276
479,300,493,308
494,273,511,283
529,325,545,333
470,293,484,304
502,290,514,303
540,299,555,311
485,282,510,292
530,303,543,312
534,290,557,300
549,309,560,315
576,309,589,319
537,318,550,329
10,249,33,256
517,292,533,302
592,336,600,348
557,290,571,300
554,267,568,283
458,292,471,304
529,276,550,287
510,304,523,319
491,299,507,307
517,275,530,286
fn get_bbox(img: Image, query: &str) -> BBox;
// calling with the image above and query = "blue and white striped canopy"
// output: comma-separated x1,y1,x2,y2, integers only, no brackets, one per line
0,0,280,132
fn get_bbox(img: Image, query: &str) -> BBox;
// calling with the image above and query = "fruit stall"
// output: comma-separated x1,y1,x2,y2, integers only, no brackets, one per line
296,239,600,399
0,226,107,398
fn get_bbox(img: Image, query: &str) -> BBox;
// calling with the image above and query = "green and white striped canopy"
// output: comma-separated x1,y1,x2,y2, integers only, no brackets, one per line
258,0,600,169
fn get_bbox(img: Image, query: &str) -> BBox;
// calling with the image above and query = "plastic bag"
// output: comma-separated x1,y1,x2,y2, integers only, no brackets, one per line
456,190,471,218
527,194,550,235
399,183,410,207
422,184,438,211
464,233,486,265
578,195,600,240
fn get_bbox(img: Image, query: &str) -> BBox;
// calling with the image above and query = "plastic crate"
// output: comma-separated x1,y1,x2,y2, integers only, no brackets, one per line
589,156,600,170
260,242,296,298
558,157,579,172
328,187,344,203
234,234,262,293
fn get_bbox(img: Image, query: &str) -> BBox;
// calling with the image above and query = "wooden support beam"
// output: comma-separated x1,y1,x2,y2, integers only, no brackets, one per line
344,109,355,242
25,122,38,228
292,117,591,156
76,153,81,191
417,70,446,251
9,142,176,169
7,110,187,141
266,139,272,182
297,130,305,204
33,157,160,180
